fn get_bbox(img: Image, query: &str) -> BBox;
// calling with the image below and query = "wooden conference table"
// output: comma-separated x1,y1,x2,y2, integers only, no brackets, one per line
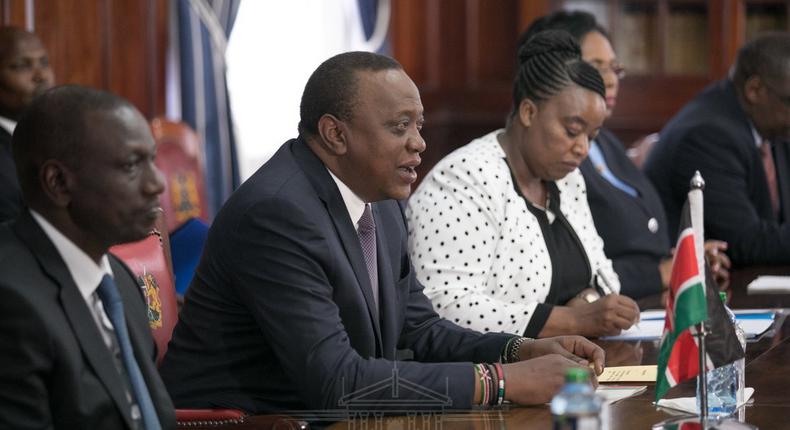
202,266,790,429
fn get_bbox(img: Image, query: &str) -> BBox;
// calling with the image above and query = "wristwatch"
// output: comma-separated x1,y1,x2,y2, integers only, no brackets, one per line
577,290,601,303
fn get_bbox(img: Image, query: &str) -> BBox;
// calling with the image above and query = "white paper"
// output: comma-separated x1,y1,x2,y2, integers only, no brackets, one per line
656,387,754,414
599,318,664,340
748,276,790,294
596,385,647,403
600,310,774,341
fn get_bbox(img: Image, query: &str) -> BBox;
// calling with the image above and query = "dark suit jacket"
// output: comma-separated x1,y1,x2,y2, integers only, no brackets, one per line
0,212,176,429
0,127,22,223
645,79,790,265
580,129,671,299
160,138,513,413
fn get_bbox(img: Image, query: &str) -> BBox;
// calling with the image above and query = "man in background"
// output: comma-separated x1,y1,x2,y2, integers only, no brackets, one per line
646,32,790,266
0,26,53,223
0,85,174,429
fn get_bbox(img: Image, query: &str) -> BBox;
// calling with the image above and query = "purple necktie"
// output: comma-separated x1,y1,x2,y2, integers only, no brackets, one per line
761,142,780,217
357,204,379,307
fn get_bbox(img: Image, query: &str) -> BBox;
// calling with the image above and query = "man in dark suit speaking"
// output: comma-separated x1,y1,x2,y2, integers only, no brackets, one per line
0,85,175,429
161,52,604,414
646,33,790,265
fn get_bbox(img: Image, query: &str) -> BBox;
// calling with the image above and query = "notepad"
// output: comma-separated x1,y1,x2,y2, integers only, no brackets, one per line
599,365,657,382
733,310,775,339
748,276,790,294
599,318,664,340
596,385,647,403
600,309,775,341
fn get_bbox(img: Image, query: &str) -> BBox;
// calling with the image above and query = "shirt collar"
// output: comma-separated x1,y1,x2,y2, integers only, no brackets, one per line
0,115,16,136
29,209,114,301
326,168,367,229
750,122,766,148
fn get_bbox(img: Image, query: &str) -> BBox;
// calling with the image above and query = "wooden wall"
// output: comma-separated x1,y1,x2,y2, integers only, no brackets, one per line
390,0,749,182
391,0,546,181
0,0,167,120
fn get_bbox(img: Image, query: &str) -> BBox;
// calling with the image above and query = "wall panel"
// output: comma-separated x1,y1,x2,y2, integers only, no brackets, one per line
0,0,166,120
390,0,769,183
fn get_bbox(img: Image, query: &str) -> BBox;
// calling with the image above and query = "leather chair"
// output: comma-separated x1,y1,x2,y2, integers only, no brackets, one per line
109,225,176,366
150,118,210,233
150,118,211,294
110,224,309,429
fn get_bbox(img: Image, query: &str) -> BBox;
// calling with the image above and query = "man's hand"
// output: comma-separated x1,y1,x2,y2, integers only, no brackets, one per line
661,241,731,308
704,240,731,290
517,336,605,375
502,354,595,405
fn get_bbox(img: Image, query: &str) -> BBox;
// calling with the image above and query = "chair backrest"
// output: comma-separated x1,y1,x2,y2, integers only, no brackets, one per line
150,118,210,232
169,217,210,295
109,223,178,366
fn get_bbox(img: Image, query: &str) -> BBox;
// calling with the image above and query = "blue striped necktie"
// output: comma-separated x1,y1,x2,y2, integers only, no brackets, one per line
97,274,161,430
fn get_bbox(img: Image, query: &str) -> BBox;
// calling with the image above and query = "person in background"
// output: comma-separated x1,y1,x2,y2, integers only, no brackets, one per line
645,32,790,266
0,27,53,223
406,30,640,339
517,11,730,300
0,85,174,429
160,51,605,414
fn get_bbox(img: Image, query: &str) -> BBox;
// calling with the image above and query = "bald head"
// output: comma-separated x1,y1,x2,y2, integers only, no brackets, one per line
13,85,165,256
0,27,53,120
12,85,137,203
732,32,790,141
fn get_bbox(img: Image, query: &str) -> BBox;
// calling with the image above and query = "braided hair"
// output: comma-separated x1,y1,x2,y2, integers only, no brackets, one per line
510,29,605,118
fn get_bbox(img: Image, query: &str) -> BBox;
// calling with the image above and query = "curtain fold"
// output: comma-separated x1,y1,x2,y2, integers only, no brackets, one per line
174,0,241,218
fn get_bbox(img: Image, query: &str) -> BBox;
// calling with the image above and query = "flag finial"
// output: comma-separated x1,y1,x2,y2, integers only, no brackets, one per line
690,170,705,190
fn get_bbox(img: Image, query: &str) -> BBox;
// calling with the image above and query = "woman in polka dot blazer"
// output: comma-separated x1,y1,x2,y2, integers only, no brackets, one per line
406,30,641,339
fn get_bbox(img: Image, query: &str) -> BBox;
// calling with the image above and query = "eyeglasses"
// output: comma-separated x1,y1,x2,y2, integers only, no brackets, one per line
589,61,626,80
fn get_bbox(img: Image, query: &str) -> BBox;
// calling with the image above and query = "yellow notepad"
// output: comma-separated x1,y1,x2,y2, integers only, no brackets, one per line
599,365,657,383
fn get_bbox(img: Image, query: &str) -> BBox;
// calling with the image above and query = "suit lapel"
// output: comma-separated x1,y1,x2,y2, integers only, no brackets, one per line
597,132,642,196
773,139,790,223
291,139,383,351
12,213,136,429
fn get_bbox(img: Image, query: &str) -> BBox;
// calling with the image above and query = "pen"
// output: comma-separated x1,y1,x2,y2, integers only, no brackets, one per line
596,268,641,331
595,268,614,296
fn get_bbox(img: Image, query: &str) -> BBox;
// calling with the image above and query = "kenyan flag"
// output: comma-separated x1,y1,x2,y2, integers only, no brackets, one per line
655,198,707,401
655,188,744,402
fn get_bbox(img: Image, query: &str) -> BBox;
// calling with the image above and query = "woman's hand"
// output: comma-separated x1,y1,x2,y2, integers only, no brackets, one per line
542,295,640,338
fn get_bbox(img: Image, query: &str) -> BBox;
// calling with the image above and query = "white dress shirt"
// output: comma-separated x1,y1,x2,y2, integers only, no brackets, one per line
30,210,117,349
327,168,367,230
0,115,16,136
29,209,141,420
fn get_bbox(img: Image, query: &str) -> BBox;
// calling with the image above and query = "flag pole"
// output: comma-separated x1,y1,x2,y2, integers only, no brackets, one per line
690,170,708,424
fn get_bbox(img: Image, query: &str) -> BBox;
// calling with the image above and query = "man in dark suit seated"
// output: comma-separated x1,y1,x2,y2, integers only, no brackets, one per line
646,32,790,266
161,51,604,414
0,85,175,429
0,27,53,223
